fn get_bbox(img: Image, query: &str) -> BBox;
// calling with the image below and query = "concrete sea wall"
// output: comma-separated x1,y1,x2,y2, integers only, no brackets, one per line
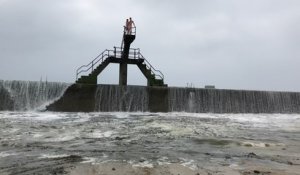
46,84,300,113
46,84,168,112
1,80,299,113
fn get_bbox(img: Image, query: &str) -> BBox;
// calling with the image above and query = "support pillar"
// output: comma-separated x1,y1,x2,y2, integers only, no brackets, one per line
119,63,128,86
119,34,135,86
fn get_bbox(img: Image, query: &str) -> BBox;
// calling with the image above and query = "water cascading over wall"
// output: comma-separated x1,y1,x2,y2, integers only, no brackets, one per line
46,84,300,113
168,87,300,113
2,80,299,113
0,80,69,111
46,84,153,112
94,85,149,112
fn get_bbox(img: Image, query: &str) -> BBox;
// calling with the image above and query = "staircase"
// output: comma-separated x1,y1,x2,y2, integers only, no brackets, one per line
137,58,166,87
76,48,167,86
76,55,113,84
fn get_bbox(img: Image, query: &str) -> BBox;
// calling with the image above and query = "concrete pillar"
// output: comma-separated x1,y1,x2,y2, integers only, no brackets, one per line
119,35,135,86
148,87,169,112
119,63,128,86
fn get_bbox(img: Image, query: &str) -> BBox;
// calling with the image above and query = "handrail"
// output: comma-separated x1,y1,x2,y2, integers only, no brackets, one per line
138,53,164,80
113,47,164,80
76,47,164,81
114,47,141,59
76,49,109,80
124,26,136,36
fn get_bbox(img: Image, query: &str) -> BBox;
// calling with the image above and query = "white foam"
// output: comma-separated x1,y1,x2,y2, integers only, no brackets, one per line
241,141,285,148
86,130,115,139
81,157,98,164
102,153,108,158
0,112,63,121
49,134,76,142
0,152,17,158
180,158,197,170
158,112,220,119
225,114,300,131
39,154,69,159
229,163,239,169
32,133,43,138
33,113,64,121
130,160,154,168
148,121,193,136
157,112,300,132
42,130,79,142
111,112,131,119
241,141,269,148
157,156,171,165
69,113,93,121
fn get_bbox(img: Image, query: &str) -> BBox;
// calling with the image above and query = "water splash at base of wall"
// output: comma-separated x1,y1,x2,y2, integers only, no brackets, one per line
0,80,69,111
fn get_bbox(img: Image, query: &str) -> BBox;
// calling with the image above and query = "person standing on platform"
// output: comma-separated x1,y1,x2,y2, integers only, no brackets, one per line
125,19,129,34
125,17,135,35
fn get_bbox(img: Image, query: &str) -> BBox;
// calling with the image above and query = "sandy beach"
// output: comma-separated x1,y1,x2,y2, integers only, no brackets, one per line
67,161,300,175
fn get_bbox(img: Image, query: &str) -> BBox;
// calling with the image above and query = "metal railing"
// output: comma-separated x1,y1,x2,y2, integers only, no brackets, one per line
121,25,136,48
76,49,111,80
76,47,164,81
116,47,164,80
124,26,136,36
138,53,164,80
114,47,141,59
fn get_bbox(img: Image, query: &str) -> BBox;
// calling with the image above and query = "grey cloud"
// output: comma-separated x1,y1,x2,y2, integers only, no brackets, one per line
0,0,300,91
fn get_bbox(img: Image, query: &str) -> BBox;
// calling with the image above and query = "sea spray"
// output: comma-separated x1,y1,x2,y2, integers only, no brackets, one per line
0,80,69,111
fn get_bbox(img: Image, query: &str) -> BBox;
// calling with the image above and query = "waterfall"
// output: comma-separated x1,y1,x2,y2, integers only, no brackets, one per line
0,80,69,111
42,83,300,113
168,87,300,113
94,85,300,113
94,85,148,112
188,91,196,112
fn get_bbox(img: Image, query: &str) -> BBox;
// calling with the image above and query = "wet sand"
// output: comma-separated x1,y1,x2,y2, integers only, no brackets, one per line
68,161,300,175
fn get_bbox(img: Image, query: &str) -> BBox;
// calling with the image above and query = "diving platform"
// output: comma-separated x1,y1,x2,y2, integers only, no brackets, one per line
75,19,167,87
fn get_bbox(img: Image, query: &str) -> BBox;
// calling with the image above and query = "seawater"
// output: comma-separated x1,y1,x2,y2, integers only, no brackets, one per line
1,80,300,174
0,112,300,174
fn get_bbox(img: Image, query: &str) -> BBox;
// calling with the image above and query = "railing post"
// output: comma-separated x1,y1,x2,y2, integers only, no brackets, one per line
134,49,136,59
114,46,116,57
92,61,94,71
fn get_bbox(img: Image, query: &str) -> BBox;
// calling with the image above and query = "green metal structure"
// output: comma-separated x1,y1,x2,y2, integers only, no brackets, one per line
76,23,167,87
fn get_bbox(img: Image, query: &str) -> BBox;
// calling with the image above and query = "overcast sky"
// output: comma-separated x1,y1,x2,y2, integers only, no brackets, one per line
1,0,299,91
